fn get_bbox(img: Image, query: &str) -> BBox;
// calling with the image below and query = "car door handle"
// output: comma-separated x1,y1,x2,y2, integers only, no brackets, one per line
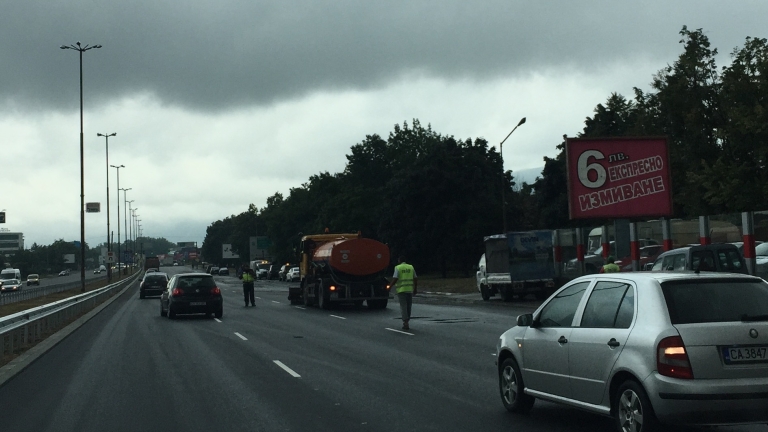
558,336,568,344
607,338,620,348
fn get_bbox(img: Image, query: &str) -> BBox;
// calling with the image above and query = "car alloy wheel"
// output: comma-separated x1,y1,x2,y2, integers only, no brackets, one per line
499,358,534,413
615,381,660,432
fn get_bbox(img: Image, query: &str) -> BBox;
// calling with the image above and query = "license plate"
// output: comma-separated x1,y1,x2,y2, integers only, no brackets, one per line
189,302,206,306
722,346,768,364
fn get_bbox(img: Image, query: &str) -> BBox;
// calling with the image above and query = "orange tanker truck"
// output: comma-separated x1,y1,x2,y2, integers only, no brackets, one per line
288,232,391,309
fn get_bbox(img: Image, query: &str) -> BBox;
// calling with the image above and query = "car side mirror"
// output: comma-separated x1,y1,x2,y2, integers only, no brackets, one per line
516,313,533,327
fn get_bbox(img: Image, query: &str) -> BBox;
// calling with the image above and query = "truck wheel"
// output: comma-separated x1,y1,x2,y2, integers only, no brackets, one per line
480,284,490,301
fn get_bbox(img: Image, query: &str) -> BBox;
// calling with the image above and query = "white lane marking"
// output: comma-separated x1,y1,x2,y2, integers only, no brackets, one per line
491,353,497,356
295,306,306,310
272,301,281,304
273,360,301,378
255,296,262,299
234,332,248,341
330,315,346,320
385,328,414,336
214,318,222,323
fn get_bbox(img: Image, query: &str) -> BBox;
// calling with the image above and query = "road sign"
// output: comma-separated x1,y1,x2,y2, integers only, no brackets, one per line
0,211,5,223
86,202,101,213
106,251,115,263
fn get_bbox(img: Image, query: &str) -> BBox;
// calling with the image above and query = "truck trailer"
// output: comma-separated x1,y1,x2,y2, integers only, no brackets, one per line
288,232,391,309
476,231,556,301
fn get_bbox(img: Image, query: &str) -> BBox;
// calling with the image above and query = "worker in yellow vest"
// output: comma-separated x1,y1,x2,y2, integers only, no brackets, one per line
391,256,417,331
600,256,620,273
240,263,256,307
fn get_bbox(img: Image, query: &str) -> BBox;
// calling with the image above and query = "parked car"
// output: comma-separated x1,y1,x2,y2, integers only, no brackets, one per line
26,274,40,286
58,269,70,276
256,264,270,279
0,279,23,293
497,271,768,431
139,271,169,299
286,267,300,282
218,267,230,276
209,267,220,275
160,272,222,319
755,242,768,280
278,264,292,281
650,243,747,273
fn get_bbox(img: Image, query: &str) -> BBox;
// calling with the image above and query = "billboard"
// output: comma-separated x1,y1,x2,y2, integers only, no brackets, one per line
566,137,672,219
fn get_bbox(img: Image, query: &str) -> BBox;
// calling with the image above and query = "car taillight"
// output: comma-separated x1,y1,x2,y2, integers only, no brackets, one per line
657,336,694,379
330,285,336,291
211,286,221,295
172,288,183,297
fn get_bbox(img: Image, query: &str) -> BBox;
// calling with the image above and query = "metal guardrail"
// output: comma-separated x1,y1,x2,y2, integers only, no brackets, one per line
1,273,139,361
0,275,112,306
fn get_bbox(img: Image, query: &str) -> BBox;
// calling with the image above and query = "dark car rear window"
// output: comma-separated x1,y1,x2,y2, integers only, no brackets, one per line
144,275,168,283
661,279,768,324
176,276,215,288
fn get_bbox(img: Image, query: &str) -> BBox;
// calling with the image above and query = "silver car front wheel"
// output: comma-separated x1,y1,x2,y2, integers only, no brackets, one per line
499,358,534,413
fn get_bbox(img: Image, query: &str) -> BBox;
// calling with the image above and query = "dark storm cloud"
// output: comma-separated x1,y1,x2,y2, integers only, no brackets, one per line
1,0,765,112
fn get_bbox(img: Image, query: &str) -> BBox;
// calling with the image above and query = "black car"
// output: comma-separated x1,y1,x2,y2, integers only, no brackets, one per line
140,272,169,299
160,273,223,319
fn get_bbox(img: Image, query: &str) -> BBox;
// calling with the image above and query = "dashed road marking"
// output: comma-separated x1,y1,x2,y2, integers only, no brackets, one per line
272,301,281,304
385,328,414,336
295,306,306,310
234,332,248,341
255,296,262,300
274,360,301,378
330,315,346,320
214,318,222,323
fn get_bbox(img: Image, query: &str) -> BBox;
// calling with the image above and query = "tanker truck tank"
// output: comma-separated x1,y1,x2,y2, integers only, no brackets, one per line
289,233,392,310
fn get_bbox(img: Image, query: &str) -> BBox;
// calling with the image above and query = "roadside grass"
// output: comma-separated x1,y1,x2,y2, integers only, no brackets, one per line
412,274,476,294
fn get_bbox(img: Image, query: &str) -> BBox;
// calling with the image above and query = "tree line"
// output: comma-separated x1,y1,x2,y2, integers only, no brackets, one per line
202,27,768,275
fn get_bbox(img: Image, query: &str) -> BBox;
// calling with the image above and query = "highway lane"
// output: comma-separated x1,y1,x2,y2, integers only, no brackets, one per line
0,266,764,431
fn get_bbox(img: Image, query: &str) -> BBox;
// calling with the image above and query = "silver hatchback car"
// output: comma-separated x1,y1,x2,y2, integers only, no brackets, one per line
497,271,768,431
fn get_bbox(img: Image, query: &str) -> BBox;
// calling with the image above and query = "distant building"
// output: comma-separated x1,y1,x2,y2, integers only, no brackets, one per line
0,231,24,252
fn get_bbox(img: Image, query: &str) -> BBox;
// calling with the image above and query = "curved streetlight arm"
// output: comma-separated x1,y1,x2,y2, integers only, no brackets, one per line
499,117,526,233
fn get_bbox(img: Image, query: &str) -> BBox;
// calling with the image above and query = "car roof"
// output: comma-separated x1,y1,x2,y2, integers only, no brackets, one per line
655,243,739,257
567,270,761,285
178,272,213,277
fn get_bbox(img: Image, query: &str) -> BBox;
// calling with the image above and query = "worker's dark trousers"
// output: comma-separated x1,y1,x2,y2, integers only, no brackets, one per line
397,292,413,322
243,282,255,305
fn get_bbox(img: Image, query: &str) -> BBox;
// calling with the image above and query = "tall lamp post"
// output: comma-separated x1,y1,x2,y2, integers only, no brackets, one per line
110,164,124,275
97,132,116,281
121,188,132,271
131,207,137,266
127,199,134,272
61,41,102,292
499,117,526,233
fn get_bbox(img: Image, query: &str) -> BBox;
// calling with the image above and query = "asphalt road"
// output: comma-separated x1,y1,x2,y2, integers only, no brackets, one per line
0,266,764,432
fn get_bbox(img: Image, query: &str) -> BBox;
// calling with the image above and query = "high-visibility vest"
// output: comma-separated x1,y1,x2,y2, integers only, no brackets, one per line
394,263,415,293
242,271,255,283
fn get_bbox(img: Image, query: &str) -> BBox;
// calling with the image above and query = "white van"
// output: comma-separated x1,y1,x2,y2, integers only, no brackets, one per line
0,268,22,282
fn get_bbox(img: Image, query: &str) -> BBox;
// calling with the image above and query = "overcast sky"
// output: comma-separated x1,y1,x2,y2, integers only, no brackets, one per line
2,1,766,249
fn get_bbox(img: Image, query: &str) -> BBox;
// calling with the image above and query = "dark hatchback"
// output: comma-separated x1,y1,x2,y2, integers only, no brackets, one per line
160,273,222,319
140,272,169,299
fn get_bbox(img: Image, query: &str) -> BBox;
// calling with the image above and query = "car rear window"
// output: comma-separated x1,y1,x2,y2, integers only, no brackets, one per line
177,276,215,288
145,275,168,283
661,279,768,324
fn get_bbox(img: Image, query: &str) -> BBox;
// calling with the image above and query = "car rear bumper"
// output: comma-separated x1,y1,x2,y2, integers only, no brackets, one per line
645,373,768,425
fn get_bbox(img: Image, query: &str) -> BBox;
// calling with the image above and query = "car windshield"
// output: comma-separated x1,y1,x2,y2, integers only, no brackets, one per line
661,279,768,324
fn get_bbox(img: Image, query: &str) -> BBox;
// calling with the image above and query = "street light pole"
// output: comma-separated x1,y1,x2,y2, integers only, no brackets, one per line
61,41,102,292
127,199,134,272
97,132,116,281
499,117,526,234
121,189,132,272
110,164,124,275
